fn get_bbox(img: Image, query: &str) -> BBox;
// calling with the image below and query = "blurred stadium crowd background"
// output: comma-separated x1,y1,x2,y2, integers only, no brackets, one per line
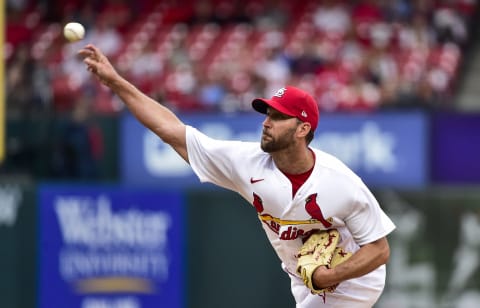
7,0,477,115
4,0,479,180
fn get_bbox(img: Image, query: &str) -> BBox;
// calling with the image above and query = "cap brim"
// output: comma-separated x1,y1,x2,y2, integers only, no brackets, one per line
252,98,269,114
252,98,297,117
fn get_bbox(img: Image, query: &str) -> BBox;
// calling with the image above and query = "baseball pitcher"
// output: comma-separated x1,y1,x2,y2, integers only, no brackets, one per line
80,44,396,308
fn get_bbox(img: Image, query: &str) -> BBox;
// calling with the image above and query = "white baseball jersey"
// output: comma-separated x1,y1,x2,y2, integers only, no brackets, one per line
185,126,396,308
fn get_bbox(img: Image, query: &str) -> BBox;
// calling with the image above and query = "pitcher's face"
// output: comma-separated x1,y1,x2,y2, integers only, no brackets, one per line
260,108,301,153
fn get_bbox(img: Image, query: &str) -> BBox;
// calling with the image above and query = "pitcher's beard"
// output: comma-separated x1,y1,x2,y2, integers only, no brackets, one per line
261,137,276,153
260,131,295,153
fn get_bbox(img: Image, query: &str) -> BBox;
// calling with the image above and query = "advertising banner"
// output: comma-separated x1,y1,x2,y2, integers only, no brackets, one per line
38,185,184,308
121,112,428,189
431,113,480,183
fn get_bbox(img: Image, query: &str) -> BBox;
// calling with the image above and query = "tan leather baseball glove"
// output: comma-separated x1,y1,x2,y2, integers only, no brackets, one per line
296,229,352,294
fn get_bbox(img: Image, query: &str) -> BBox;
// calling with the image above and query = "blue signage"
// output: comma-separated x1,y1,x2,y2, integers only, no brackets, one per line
38,185,184,308
431,113,480,183
121,112,428,188
312,112,428,188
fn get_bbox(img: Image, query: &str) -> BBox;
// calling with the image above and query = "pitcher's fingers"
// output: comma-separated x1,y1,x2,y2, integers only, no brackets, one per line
86,44,104,61
86,65,94,72
83,57,97,67
78,49,94,58
77,44,100,60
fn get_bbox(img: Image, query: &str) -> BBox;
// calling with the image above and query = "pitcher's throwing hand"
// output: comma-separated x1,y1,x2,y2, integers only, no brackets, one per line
79,44,120,87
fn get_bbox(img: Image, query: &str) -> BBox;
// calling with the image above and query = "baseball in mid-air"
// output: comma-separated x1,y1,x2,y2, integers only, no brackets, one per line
63,22,85,42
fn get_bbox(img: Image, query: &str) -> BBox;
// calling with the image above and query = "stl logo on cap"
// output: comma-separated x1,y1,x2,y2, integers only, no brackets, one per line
274,87,287,98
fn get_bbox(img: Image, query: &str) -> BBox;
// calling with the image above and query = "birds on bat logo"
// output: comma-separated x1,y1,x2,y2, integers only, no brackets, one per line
251,192,334,240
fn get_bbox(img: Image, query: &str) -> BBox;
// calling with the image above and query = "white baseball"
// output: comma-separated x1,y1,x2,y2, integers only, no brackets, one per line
63,22,85,42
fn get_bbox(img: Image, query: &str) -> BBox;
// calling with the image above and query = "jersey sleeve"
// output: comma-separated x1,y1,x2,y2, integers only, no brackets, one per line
185,126,249,191
344,183,396,246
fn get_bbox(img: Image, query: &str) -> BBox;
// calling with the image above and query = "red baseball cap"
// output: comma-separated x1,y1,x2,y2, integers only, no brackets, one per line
252,86,319,131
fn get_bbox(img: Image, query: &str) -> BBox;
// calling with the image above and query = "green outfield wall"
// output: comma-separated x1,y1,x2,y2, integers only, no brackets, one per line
0,177,36,308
